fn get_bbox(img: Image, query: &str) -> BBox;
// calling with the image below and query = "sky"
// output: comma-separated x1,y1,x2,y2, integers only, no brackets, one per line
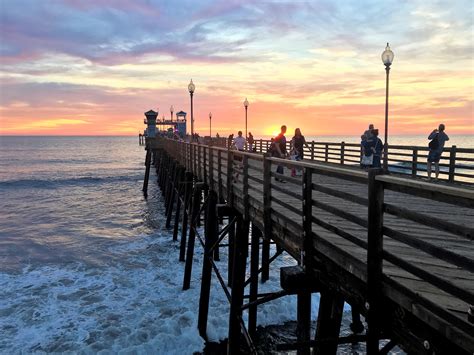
0,0,473,136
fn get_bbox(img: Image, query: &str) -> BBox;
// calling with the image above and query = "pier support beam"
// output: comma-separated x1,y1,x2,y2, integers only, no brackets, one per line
228,213,249,354
179,172,193,262
142,148,151,197
314,291,344,355
172,167,185,241
248,223,262,337
182,183,203,290
198,190,218,339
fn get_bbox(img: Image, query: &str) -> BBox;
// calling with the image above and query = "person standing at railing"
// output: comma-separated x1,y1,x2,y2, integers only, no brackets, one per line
248,132,255,152
427,124,449,181
363,124,374,140
274,125,288,182
369,129,383,168
290,128,310,177
360,134,373,169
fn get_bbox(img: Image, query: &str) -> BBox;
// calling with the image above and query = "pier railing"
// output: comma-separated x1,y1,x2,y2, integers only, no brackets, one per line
204,137,474,185
156,137,474,353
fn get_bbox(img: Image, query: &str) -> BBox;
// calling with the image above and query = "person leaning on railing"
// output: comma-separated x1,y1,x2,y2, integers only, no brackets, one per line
427,124,449,181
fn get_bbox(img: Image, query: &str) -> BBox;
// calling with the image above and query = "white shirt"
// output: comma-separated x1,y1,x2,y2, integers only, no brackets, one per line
233,136,246,150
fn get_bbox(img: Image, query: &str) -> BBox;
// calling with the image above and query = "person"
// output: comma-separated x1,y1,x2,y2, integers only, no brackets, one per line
290,128,310,176
427,124,449,180
248,132,255,152
360,134,373,169
233,131,246,151
227,133,234,149
363,124,374,140
369,129,383,168
274,125,288,182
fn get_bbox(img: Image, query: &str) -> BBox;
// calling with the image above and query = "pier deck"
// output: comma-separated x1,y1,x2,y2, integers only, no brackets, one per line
150,137,473,354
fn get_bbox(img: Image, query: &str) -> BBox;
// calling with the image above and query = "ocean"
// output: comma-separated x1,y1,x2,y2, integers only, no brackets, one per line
1,135,470,353
0,136,303,354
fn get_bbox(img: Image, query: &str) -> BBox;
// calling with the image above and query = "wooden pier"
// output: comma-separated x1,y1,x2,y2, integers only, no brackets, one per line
142,136,473,354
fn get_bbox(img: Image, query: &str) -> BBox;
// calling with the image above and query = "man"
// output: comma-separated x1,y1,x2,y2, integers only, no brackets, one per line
427,124,449,180
233,131,246,151
274,125,288,182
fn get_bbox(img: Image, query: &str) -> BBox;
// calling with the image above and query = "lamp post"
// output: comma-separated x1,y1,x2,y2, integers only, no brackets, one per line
381,43,394,171
170,105,174,122
188,79,195,137
243,98,249,147
209,112,212,138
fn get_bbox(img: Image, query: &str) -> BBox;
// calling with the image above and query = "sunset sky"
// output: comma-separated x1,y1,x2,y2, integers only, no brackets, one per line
0,0,473,136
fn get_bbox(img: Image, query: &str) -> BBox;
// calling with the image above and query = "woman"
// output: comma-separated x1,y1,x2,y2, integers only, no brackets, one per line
370,129,383,168
290,128,310,177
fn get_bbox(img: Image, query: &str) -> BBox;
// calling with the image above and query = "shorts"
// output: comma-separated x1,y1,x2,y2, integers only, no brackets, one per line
427,150,441,163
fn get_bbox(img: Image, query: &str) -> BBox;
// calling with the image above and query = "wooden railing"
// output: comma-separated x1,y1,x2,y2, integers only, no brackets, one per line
157,137,474,353
202,137,474,185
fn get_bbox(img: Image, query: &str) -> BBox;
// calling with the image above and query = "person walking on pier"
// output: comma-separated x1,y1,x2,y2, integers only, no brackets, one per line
369,129,383,168
233,131,246,151
290,128,310,176
227,133,234,149
427,124,449,180
274,125,288,182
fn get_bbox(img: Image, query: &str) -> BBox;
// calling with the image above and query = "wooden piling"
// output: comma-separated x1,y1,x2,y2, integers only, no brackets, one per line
198,189,218,338
182,184,202,290
142,148,151,197
172,167,185,241
166,162,179,228
248,223,262,338
314,291,345,355
179,171,193,262
228,213,249,354
297,291,312,355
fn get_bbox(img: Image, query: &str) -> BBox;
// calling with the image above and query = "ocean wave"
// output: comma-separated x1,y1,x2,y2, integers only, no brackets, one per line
0,175,142,189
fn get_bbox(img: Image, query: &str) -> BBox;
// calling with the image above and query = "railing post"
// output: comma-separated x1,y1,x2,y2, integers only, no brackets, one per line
208,146,214,190
243,155,249,220
366,168,385,354
262,156,271,282
412,148,418,178
448,145,456,183
311,141,315,161
198,145,202,180
217,150,223,202
340,141,345,165
259,139,263,153
302,167,313,270
203,146,207,185
325,144,329,162
227,149,234,206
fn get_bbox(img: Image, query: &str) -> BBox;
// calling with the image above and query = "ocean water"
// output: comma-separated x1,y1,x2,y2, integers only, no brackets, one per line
0,136,306,354
0,136,433,353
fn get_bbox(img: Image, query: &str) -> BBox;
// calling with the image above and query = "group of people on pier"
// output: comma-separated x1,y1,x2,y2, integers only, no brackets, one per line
360,124,384,169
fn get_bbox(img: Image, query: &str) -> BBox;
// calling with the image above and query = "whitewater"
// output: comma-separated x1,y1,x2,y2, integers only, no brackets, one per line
0,136,314,353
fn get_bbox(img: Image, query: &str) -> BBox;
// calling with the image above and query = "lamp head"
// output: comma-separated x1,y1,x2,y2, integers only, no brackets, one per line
188,79,195,94
243,98,249,108
170,105,174,113
381,43,394,67
209,112,212,119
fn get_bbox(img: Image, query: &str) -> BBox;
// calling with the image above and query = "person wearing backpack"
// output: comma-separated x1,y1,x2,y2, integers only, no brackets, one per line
427,123,449,180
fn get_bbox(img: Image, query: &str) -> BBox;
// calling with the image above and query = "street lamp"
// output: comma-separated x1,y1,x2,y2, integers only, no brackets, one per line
170,105,174,122
188,79,195,137
381,43,394,171
209,112,212,138
243,98,249,147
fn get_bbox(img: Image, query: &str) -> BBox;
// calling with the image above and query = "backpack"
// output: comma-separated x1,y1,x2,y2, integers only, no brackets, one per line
429,134,439,150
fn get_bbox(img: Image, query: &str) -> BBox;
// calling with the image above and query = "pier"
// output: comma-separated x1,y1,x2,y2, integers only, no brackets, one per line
143,136,473,354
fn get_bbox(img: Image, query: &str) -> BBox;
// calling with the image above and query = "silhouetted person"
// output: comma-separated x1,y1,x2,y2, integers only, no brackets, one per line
274,125,288,182
427,124,449,180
